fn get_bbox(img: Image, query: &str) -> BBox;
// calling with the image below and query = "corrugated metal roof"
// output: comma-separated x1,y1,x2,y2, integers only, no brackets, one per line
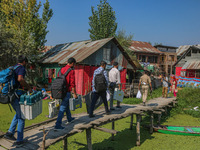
176,45,200,56
41,38,111,64
182,59,200,70
129,41,162,54
41,37,141,69
176,45,191,56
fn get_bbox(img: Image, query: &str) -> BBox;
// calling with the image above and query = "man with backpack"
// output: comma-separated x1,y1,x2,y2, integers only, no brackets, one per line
54,57,77,130
4,55,32,147
89,61,110,118
109,62,121,110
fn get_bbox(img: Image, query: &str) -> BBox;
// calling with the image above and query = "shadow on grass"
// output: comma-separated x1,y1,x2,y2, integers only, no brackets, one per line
76,126,154,150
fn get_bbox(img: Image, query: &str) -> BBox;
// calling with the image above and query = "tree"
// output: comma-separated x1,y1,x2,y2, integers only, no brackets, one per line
88,0,117,40
0,0,53,84
115,29,136,61
0,0,53,63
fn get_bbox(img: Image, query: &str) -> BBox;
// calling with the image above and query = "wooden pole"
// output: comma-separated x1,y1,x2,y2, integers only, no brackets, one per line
86,128,92,150
136,114,141,146
63,137,68,150
112,121,115,141
42,127,49,150
150,112,154,134
165,107,167,115
158,114,161,125
130,114,133,130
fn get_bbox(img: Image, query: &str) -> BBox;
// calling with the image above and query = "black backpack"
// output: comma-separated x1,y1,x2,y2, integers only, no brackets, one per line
51,68,72,99
94,70,107,93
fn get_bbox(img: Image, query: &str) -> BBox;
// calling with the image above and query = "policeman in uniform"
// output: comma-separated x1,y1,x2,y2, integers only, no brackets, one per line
138,70,152,106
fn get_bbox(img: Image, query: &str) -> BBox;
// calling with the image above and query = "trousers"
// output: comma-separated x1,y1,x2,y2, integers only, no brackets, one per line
141,85,149,102
55,92,73,128
90,91,109,115
162,87,168,98
8,98,25,142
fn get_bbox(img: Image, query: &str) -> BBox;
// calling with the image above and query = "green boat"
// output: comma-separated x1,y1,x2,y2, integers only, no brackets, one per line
153,125,200,136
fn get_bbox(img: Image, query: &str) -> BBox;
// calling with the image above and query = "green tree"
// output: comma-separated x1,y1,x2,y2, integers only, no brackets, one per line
115,29,136,60
0,0,53,63
88,0,117,40
0,0,53,84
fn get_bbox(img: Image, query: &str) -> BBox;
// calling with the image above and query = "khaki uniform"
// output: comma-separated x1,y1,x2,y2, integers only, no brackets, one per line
139,74,151,102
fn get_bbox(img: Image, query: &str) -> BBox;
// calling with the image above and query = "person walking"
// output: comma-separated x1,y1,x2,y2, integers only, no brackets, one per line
171,76,178,97
4,55,32,147
161,73,169,98
109,62,121,110
89,61,110,118
138,70,152,106
55,57,78,130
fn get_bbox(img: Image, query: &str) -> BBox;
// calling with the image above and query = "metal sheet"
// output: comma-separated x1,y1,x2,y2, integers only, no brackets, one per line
182,60,200,70
129,41,162,54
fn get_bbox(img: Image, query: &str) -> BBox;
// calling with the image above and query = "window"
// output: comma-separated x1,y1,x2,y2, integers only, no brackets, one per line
154,56,158,63
169,55,174,61
192,49,197,53
103,48,111,62
142,55,146,62
148,56,154,63
181,71,186,77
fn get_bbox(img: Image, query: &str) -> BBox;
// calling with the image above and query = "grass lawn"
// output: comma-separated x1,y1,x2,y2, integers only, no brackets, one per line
1,88,200,150
48,114,200,150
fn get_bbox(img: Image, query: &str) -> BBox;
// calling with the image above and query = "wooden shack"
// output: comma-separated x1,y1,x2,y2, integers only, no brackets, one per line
40,37,140,95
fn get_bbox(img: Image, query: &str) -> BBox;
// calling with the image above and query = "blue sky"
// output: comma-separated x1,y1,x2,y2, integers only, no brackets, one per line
41,0,200,47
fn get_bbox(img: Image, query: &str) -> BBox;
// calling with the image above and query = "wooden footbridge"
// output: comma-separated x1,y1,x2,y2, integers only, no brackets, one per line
0,97,177,150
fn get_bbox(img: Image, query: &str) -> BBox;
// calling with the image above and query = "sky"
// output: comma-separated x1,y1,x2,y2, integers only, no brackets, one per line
41,0,200,47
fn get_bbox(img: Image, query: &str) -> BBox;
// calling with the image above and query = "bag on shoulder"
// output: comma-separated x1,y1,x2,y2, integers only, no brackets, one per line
51,68,72,99
95,70,107,93
0,65,20,104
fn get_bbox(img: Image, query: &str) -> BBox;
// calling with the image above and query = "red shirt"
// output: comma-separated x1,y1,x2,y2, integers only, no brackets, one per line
59,65,75,92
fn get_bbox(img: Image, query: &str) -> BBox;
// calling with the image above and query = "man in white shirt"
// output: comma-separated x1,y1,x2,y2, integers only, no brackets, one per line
109,62,121,110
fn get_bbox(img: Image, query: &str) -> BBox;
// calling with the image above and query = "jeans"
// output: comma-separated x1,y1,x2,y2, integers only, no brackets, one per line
89,91,109,116
8,98,25,142
55,92,73,127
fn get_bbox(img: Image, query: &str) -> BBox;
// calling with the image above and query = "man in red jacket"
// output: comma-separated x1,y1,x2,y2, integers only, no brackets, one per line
55,57,78,130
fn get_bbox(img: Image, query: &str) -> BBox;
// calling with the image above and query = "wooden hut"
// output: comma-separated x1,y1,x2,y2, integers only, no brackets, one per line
40,37,140,95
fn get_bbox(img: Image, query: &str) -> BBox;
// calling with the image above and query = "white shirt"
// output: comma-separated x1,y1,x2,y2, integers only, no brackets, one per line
109,67,121,84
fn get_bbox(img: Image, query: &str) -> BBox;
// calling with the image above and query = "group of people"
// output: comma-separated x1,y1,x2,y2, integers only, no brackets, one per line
4,56,122,147
4,55,178,147
161,73,178,98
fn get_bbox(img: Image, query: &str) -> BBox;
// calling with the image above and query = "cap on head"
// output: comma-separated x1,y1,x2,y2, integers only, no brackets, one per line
18,55,28,63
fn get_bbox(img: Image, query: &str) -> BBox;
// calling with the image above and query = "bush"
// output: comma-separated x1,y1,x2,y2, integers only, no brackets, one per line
172,88,200,118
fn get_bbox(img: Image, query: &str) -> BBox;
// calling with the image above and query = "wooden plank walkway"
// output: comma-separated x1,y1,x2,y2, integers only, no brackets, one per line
0,97,176,150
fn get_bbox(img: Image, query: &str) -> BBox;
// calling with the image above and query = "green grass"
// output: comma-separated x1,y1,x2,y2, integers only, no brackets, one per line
1,88,200,150
48,114,200,150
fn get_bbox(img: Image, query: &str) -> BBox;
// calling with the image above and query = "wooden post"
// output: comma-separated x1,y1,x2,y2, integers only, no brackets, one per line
150,112,154,134
130,114,133,130
165,107,167,115
86,128,92,150
136,114,141,146
112,121,115,141
158,114,161,125
42,127,49,150
63,137,68,150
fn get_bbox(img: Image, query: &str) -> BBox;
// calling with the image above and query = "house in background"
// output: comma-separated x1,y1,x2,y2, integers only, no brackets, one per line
40,37,140,95
129,41,162,73
154,45,177,75
174,45,200,77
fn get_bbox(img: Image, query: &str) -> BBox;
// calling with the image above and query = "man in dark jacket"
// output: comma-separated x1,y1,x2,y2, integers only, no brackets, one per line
4,55,32,147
